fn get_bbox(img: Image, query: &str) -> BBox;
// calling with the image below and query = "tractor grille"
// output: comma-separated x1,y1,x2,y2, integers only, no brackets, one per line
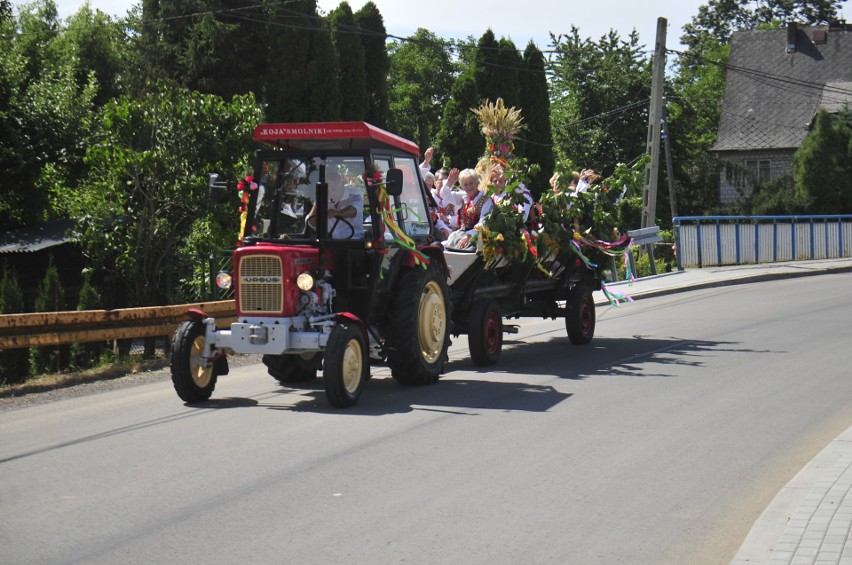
238,254,283,314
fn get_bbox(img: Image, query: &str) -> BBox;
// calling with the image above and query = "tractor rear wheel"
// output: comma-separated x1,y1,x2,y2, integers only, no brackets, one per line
263,353,321,384
387,263,451,386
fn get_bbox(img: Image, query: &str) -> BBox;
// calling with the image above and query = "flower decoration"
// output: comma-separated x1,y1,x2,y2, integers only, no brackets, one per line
237,175,259,240
362,164,429,270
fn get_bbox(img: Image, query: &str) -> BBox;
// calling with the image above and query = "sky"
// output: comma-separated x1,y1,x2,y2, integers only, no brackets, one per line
37,0,712,52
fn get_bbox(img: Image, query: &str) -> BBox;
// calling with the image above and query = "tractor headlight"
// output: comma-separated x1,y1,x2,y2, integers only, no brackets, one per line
296,272,315,291
216,271,232,290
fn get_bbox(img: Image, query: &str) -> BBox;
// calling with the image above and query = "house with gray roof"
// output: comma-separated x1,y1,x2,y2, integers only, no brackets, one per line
711,21,852,204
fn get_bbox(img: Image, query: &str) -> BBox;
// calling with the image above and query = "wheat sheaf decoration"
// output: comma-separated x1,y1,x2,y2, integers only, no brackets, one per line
471,97,523,140
471,98,523,166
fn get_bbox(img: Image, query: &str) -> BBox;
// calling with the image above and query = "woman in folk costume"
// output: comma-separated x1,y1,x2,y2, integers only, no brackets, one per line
441,168,493,250
478,159,534,225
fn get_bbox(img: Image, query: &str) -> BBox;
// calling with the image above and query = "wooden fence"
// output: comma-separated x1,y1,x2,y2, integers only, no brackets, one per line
0,301,235,351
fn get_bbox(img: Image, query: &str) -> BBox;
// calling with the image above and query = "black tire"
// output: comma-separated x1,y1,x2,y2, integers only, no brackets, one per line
263,353,321,383
468,297,502,367
386,262,451,386
324,324,368,408
170,320,218,403
566,284,595,345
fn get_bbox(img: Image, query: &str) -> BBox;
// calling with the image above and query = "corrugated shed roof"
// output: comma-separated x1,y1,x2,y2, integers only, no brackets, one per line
711,26,852,152
0,219,75,254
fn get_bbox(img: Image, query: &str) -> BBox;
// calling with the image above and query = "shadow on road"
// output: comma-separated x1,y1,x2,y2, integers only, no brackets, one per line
192,336,778,416
477,335,775,381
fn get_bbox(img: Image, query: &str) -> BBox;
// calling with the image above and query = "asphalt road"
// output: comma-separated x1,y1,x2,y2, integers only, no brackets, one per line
2,273,851,565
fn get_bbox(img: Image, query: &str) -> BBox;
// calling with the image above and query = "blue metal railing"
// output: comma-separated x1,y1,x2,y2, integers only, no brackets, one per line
673,215,852,269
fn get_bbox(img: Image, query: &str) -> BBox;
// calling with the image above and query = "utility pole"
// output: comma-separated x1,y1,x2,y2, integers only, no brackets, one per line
662,100,678,220
641,17,667,230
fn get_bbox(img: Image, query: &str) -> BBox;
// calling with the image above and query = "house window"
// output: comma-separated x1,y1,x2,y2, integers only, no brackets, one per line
745,159,771,184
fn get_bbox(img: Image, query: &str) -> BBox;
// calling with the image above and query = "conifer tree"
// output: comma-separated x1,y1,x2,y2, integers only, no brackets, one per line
354,1,390,127
0,266,29,385
518,42,554,198
475,29,503,105
264,0,341,121
794,110,852,214
328,2,368,121
30,259,69,375
496,38,521,109
141,0,266,98
71,270,107,370
435,68,483,169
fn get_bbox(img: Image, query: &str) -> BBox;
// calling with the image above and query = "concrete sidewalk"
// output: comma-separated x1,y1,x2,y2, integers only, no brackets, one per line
594,258,852,565
595,257,852,306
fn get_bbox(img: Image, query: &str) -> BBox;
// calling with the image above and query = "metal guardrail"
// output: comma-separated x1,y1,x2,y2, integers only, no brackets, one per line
627,226,662,246
674,215,852,269
626,225,663,276
0,301,236,350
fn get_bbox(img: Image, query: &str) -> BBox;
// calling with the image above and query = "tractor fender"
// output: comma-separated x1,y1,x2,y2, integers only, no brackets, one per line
403,244,449,276
334,312,369,341
186,308,208,321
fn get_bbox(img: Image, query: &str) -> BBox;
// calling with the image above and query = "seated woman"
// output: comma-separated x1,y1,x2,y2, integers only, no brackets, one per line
481,161,534,224
306,170,364,239
441,168,492,250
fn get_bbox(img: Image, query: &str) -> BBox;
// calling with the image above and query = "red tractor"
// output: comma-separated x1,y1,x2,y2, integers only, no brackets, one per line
170,123,451,408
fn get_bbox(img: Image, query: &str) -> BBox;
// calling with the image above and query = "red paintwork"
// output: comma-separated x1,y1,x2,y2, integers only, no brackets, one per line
233,245,321,317
252,122,419,156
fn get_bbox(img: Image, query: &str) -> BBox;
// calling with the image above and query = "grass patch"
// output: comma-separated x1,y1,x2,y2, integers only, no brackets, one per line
0,356,169,399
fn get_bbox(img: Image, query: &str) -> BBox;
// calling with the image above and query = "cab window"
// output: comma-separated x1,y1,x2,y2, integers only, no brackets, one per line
393,156,431,237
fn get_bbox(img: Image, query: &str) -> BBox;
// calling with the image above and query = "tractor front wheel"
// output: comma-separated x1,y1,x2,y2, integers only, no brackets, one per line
170,320,218,403
324,324,368,408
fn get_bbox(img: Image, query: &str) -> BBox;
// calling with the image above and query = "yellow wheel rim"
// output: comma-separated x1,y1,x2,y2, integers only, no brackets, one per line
190,335,213,388
418,280,446,364
342,338,364,393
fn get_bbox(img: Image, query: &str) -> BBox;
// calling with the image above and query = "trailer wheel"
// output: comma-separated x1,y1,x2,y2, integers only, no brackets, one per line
170,320,218,403
387,263,451,386
468,297,502,366
263,353,320,384
566,284,595,345
324,324,368,408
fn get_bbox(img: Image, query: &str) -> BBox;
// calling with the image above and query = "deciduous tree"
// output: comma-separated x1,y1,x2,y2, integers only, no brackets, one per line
548,28,650,174
387,29,454,149
56,85,262,307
